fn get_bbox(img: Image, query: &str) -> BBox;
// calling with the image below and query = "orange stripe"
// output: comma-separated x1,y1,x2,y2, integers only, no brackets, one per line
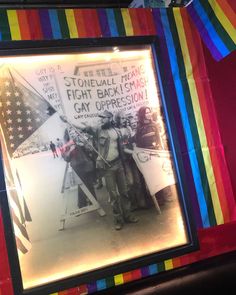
172,257,182,268
123,271,133,283
217,0,236,28
181,8,230,222
129,8,141,35
16,10,31,40
74,9,86,37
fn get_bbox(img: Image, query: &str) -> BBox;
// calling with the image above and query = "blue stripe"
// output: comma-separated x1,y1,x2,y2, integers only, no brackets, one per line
192,0,229,57
106,9,119,37
160,9,210,227
96,279,106,291
149,264,158,275
49,9,62,39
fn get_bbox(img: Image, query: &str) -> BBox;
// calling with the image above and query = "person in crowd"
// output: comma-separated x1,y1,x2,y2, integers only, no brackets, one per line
49,141,58,158
56,138,64,157
62,127,97,208
115,111,148,210
94,110,139,230
136,106,161,150
152,108,170,150
135,106,173,205
59,112,138,230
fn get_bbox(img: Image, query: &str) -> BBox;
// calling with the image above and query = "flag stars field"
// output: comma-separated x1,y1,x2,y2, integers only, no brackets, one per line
0,69,56,157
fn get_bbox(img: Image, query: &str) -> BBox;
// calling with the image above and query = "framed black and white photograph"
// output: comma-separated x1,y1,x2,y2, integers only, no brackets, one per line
0,37,198,295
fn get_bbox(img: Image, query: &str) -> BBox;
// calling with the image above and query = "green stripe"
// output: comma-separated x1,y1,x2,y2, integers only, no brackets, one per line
156,48,190,207
105,276,115,288
200,0,235,52
57,9,70,39
167,10,217,226
113,9,126,36
0,10,11,40
157,261,165,272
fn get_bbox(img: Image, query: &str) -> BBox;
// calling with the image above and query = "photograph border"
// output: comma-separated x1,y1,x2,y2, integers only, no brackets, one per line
0,36,199,295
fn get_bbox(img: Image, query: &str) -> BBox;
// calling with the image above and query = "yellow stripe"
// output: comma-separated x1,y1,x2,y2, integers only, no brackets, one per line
164,259,173,270
114,274,124,285
7,10,21,40
50,293,58,295
65,9,78,38
121,9,134,36
173,9,224,225
209,0,236,44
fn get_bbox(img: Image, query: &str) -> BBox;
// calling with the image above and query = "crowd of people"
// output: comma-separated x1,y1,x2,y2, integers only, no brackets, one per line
57,106,173,231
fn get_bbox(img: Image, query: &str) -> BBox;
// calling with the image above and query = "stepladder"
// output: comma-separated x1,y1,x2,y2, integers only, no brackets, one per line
59,162,106,231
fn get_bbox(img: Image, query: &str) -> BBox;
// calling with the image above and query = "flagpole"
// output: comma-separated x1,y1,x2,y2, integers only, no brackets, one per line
11,67,111,167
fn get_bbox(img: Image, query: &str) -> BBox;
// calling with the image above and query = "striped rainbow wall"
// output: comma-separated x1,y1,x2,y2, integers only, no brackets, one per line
0,1,236,294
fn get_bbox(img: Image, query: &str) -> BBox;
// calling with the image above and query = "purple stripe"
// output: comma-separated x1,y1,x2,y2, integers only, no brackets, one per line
98,8,111,37
87,282,97,293
187,5,223,61
141,266,150,277
152,9,203,228
39,9,53,39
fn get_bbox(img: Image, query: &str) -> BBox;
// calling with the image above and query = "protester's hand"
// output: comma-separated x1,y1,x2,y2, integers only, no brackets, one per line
60,115,68,123
124,148,133,154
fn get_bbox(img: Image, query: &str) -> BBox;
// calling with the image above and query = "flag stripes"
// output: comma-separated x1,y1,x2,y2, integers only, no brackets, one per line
0,127,32,255
0,2,235,294
0,69,55,256
187,0,236,60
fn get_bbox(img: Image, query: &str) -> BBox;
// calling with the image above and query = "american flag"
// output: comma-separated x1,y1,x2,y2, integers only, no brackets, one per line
0,69,55,157
2,149,32,255
0,69,56,254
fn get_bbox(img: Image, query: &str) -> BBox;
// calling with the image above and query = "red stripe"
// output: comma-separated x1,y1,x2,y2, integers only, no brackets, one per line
71,290,78,295
179,222,236,266
0,280,14,295
136,8,149,35
129,9,142,36
145,9,157,35
17,10,31,40
26,10,43,40
217,0,236,28
226,0,236,15
131,269,142,280
91,10,101,37
0,213,12,286
181,9,233,222
77,285,87,294
82,9,101,37
74,9,86,38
